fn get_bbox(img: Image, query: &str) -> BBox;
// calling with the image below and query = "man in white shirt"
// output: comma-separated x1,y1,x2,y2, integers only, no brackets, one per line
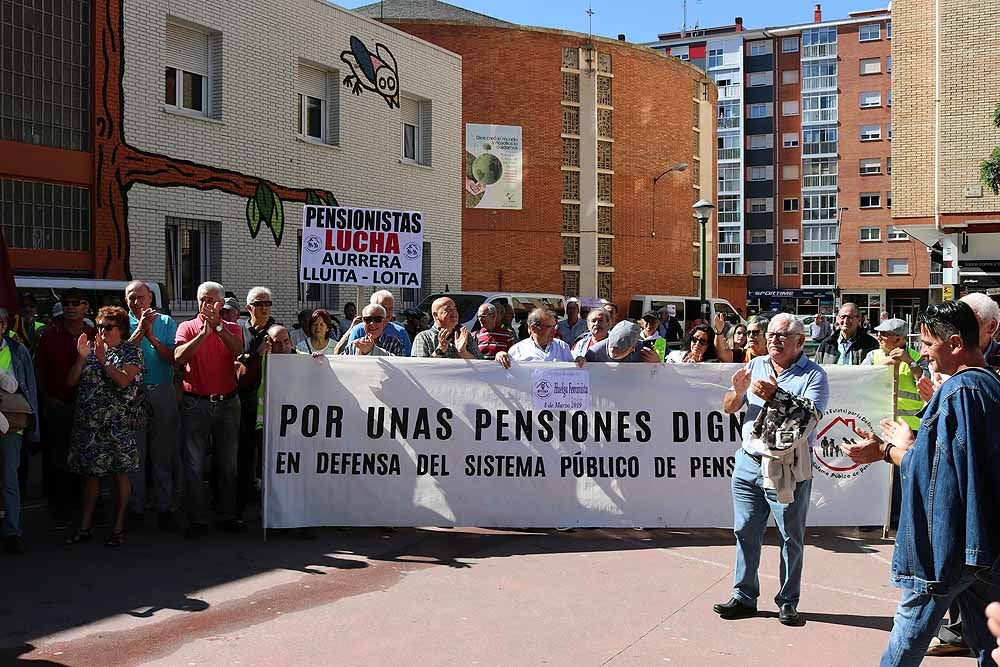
496,309,578,367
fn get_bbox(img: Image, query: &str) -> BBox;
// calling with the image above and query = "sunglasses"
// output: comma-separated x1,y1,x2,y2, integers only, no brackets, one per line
691,336,710,346
250,300,273,308
747,330,765,336
96,323,117,332
62,299,85,307
363,316,385,324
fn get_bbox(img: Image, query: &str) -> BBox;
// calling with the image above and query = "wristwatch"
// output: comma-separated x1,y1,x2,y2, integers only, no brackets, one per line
908,360,921,370
215,323,224,333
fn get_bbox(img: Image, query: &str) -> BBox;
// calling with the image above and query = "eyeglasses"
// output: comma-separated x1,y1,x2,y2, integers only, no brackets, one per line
250,300,272,308
534,323,557,330
362,316,385,324
838,314,858,320
766,332,800,342
747,329,765,336
62,299,84,307
691,336,710,346
477,313,495,319
96,323,116,332
876,331,902,339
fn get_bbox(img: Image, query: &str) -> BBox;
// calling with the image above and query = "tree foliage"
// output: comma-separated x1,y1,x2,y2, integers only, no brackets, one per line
980,101,1000,195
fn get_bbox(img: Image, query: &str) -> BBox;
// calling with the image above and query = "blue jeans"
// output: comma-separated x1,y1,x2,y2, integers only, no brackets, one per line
881,566,1000,667
181,394,241,524
0,432,24,538
731,448,812,607
130,383,180,513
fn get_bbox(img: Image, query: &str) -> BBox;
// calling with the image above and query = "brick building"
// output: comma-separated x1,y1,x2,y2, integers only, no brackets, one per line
0,0,463,323
356,0,719,312
891,0,1000,301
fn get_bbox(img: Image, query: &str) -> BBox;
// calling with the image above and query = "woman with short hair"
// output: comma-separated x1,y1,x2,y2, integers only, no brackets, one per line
297,309,338,355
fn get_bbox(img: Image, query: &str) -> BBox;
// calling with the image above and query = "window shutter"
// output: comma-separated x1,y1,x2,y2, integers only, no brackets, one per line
400,96,419,126
297,64,327,100
209,34,223,119
326,70,340,145
166,22,209,75
419,100,432,166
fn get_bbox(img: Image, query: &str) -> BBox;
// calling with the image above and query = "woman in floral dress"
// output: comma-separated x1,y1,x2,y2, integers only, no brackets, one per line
65,306,144,547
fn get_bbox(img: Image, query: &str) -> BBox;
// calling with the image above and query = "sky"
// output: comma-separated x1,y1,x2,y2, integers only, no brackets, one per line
347,0,888,43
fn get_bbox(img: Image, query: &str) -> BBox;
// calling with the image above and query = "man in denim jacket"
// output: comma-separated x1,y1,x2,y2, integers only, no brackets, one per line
844,300,1000,667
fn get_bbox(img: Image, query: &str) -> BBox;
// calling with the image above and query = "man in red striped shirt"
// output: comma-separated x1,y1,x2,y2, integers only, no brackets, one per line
475,303,514,360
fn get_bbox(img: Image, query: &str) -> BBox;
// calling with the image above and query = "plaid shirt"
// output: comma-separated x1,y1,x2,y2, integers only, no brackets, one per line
344,332,403,356
476,327,515,359
986,338,1000,373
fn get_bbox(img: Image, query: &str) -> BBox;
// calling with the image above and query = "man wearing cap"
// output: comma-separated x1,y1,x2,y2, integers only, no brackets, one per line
862,318,926,432
220,297,241,324
658,306,683,343
35,287,95,527
640,313,667,362
496,309,575,367
12,294,44,353
581,321,660,363
557,298,586,343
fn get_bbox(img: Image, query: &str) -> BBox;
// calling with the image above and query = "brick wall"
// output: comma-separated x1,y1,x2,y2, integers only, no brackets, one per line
774,42,802,289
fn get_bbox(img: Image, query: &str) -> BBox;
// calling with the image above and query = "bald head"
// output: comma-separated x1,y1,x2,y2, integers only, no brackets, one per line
431,297,459,330
267,324,293,354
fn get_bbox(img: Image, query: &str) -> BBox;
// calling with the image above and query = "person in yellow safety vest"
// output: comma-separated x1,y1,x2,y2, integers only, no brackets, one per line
254,324,307,430
638,312,667,362
861,317,927,430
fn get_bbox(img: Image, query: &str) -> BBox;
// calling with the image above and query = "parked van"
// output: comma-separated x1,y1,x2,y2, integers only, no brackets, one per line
14,276,168,322
413,292,565,330
627,295,744,331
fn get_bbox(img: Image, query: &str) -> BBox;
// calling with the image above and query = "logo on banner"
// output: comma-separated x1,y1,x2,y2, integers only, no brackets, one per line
405,242,420,260
812,409,874,480
534,379,553,400
305,234,323,253
530,369,591,411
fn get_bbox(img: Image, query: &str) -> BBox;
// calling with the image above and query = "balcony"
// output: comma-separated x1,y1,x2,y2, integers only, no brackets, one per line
802,43,837,60
719,243,743,255
718,147,741,161
802,242,837,255
802,141,838,157
718,116,741,130
802,109,838,125
718,85,741,100
801,75,837,92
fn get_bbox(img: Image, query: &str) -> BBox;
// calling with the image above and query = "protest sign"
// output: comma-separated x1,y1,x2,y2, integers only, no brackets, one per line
264,359,892,529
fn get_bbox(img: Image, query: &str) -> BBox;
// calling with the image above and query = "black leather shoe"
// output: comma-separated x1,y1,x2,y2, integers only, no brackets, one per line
778,603,801,626
713,598,757,619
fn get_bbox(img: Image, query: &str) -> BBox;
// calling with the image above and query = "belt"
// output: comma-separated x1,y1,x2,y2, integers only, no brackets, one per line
184,390,238,403
744,449,763,465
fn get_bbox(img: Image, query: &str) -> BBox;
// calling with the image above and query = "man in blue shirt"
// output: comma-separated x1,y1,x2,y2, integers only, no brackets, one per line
844,300,1000,667
126,280,180,532
716,313,829,626
344,290,411,356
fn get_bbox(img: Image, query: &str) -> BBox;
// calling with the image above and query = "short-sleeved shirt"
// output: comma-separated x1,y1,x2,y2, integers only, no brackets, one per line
36,318,96,402
507,337,574,363
477,327,515,359
175,318,243,395
128,312,177,386
556,317,587,343
347,321,411,356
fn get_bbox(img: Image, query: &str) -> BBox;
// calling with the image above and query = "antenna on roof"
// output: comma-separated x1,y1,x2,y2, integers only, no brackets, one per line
682,0,687,37
586,4,595,42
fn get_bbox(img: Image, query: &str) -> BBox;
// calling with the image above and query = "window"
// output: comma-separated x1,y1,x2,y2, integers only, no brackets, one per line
803,224,838,255
748,103,773,118
887,158,892,174
783,260,799,275
802,93,837,124
749,261,773,276
802,27,837,59
802,159,838,189
400,96,432,165
562,271,580,297
859,23,881,41
562,236,580,265
718,134,741,160
802,61,837,91
562,72,580,102
749,198,773,213
860,192,881,208
860,259,880,274
782,165,800,180
749,41,772,56
782,37,799,53
597,75,612,105
165,21,212,115
887,191,892,208
718,100,741,129
563,107,580,135
749,71,773,87
783,198,800,212
930,260,943,286
708,48,724,68
802,193,838,221
860,158,882,175
749,230,768,244
783,132,799,148
783,228,800,243
802,127,838,156
296,63,338,144
859,58,882,75
562,171,580,200
860,125,882,141
802,258,837,287
671,46,689,61
888,91,893,107
748,134,773,150
887,259,909,275
165,217,222,311
1,179,90,251
860,91,882,108
887,56,892,72
718,259,740,275
718,164,740,193
782,101,799,116
887,225,909,241
886,21,892,39
782,70,799,85
717,195,741,224
860,226,881,242
719,229,742,253
888,124,893,140
749,166,773,181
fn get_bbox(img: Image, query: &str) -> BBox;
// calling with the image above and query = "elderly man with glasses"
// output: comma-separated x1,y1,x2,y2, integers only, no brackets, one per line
716,313,829,627
412,297,480,359
814,303,879,366
345,304,394,356
496,308,576,368
474,304,515,360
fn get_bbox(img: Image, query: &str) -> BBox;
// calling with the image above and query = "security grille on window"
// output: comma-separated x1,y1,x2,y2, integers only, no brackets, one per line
597,173,612,203
859,58,881,75
165,21,211,115
597,238,613,267
597,141,612,170
783,133,799,148
860,226,881,241
563,138,580,167
596,76,612,106
783,198,800,212
165,217,222,312
1,179,90,251
562,271,580,297
597,52,612,74
860,91,881,108
563,107,580,135
782,37,799,52
859,23,880,41
860,158,882,175
860,259,880,274
860,125,881,141
562,204,580,233
562,236,580,265
562,73,580,103
562,171,580,201
597,109,612,138
562,47,579,69
598,272,613,302
297,63,328,142
598,206,613,234
887,258,909,274
887,225,909,241
860,192,881,208
783,261,799,275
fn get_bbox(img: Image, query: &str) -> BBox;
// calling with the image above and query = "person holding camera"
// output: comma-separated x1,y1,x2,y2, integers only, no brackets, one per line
411,297,479,360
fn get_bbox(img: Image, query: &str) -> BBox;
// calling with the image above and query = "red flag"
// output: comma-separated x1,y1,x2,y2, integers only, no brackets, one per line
0,228,23,335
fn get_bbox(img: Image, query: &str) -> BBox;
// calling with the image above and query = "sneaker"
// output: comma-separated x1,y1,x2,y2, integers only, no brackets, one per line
4,535,26,554
216,519,250,534
926,637,971,657
157,511,181,533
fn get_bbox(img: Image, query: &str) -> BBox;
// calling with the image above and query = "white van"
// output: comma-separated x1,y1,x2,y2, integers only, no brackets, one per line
14,276,169,321
627,295,744,331
413,292,565,330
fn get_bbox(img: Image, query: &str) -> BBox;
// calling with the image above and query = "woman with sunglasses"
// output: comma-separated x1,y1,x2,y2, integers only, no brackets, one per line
296,309,339,355
715,321,751,363
64,306,143,547
666,324,720,363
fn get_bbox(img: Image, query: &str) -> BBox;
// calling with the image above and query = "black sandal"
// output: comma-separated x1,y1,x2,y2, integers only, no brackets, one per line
105,530,125,547
65,529,93,545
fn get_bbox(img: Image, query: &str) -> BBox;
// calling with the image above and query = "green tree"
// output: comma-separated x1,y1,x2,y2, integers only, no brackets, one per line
980,101,1000,195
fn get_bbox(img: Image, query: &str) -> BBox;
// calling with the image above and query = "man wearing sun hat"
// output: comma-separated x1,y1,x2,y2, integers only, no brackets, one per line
861,317,926,432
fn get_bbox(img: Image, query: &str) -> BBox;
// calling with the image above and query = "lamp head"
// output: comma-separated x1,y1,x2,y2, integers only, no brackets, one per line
692,199,715,222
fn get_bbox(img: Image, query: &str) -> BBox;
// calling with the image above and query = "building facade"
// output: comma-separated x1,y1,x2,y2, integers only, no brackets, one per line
892,0,1000,302
1,0,463,323
357,0,719,313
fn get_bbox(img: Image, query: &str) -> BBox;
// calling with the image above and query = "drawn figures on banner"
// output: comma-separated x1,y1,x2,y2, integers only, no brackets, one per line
811,411,873,480
341,36,400,108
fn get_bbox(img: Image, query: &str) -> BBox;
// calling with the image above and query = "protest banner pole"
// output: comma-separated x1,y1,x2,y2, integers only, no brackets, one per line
883,368,899,539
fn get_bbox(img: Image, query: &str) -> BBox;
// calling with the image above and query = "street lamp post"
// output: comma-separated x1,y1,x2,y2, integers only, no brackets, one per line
650,162,689,238
692,199,715,317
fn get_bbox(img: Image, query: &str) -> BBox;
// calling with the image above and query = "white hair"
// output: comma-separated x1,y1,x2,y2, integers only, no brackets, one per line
125,280,150,294
362,303,387,317
960,292,1000,326
769,313,806,336
369,289,394,305
246,286,272,305
197,281,225,300
477,303,497,316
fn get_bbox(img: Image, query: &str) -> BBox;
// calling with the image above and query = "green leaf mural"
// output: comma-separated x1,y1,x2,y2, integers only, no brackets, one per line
267,192,285,246
245,198,262,238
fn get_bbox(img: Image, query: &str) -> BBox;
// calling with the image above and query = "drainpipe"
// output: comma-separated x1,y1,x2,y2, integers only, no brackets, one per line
933,0,941,232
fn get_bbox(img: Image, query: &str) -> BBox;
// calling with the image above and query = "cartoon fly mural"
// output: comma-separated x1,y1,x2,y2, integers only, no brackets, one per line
340,36,400,109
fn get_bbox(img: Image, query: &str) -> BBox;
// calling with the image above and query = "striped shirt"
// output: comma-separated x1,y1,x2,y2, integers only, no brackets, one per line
476,327,515,359
344,332,404,356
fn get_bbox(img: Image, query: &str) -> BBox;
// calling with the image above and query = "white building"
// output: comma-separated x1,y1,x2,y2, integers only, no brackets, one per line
122,0,463,322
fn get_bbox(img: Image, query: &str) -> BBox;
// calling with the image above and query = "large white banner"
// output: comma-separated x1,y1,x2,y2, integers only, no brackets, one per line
263,358,893,529
299,205,423,288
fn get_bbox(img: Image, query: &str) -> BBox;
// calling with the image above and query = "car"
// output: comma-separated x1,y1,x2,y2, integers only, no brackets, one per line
15,276,169,322
410,292,566,331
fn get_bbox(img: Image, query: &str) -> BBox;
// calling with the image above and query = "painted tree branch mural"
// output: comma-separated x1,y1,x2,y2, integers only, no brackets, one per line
94,0,336,279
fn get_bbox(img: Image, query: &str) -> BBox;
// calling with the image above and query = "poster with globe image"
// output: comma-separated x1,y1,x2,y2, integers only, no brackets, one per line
465,124,522,209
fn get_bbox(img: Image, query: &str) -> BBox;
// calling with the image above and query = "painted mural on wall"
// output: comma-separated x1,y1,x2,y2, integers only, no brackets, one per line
340,36,400,109
94,0,341,279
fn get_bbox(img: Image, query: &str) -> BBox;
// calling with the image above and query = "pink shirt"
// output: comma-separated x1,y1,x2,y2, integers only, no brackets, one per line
175,318,243,395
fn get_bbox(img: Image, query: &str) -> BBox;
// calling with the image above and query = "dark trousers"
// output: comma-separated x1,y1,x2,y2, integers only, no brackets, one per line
40,400,79,519
236,390,260,515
